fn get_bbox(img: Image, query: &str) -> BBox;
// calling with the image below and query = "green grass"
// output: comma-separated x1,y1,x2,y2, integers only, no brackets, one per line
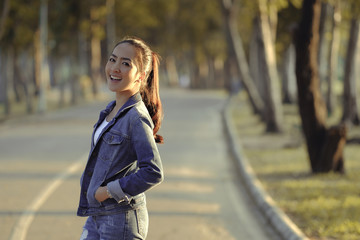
231,93,360,240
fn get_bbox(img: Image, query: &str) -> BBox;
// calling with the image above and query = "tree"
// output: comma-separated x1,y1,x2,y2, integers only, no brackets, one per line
0,0,10,115
342,17,360,125
1,0,41,114
281,42,297,104
317,2,328,84
295,0,346,173
276,1,302,104
36,0,50,113
255,0,284,132
326,0,341,115
106,0,116,54
220,0,264,115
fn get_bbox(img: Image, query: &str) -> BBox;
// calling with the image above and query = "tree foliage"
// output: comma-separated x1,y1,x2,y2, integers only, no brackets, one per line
1,0,360,136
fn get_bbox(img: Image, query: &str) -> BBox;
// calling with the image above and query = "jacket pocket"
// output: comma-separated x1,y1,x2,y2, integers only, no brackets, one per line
103,132,124,144
87,169,109,207
99,132,125,162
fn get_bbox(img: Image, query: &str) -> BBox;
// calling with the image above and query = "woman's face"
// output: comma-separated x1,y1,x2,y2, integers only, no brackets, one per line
105,43,142,95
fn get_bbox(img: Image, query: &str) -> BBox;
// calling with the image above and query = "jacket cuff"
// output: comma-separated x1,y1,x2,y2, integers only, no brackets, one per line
107,181,131,203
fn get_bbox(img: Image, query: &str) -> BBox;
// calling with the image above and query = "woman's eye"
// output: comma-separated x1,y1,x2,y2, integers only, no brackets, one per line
122,62,130,66
109,57,116,62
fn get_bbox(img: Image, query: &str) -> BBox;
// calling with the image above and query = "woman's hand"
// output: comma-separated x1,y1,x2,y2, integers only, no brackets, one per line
95,186,109,202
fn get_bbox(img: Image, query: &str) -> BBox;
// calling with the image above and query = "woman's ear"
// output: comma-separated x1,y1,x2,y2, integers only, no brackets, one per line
136,72,146,83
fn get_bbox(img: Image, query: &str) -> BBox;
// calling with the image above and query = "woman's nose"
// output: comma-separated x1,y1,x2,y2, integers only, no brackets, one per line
111,62,121,73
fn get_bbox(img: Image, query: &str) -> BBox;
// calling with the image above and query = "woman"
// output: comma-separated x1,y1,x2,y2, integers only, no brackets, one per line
78,36,164,240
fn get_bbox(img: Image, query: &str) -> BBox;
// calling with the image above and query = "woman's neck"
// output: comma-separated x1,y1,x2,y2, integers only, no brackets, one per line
114,90,138,109
106,93,129,122
115,93,130,109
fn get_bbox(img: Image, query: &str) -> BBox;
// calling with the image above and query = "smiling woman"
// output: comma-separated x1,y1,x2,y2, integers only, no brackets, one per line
77,36,164,240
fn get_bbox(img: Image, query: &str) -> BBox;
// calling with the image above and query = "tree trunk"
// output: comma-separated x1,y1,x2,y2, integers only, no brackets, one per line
90,7,102,96
0,48,10,115
268,0,278,41
12,51,22,103
295,0,346,173
14,51,34,114
191,64,201,89
326,2,341,115
282,43,297,104
257,0,283,132
37,0,50,113
90,37,101,96
207,56,216,89
317,2,328,84
342,18,360,125
165,55,179,87
223,55,234,93
0,0,10,40
220,0,264,114
249,17,265,102
106,0,116,54
75,31,89,104
214,57,225,89
0,0,10,115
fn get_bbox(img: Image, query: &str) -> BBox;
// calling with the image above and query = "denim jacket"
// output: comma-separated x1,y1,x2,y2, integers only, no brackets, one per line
77,93,163,216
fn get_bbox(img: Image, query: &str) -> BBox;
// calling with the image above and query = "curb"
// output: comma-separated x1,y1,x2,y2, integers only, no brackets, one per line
223,96,310,240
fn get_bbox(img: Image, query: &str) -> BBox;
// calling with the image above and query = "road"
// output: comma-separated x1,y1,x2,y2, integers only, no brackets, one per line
0,88,277,240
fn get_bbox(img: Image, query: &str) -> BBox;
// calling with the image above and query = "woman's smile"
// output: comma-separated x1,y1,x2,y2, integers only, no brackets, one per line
110,75,122,81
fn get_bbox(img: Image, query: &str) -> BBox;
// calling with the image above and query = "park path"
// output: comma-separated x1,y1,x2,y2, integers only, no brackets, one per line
0,88,277,240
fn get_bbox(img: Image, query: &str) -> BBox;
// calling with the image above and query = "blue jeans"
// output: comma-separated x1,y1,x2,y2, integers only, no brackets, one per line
80,206,148,240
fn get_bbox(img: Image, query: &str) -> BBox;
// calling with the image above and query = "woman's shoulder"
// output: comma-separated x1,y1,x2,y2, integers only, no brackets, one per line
128,101,151,119
128,102,153,126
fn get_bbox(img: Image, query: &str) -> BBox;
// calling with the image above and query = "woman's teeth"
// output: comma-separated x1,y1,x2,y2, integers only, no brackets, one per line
111,75,121,81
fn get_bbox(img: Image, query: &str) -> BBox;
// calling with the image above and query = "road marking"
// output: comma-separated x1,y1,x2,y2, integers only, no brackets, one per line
9,154,87,240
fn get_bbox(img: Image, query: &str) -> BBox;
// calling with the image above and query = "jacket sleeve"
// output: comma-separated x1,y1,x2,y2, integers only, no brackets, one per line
108,116,163,199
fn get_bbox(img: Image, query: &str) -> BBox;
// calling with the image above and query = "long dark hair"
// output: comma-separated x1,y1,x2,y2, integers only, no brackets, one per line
116,36,164,144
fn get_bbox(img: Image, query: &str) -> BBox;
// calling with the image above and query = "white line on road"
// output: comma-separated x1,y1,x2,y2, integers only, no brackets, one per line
9,154,87,240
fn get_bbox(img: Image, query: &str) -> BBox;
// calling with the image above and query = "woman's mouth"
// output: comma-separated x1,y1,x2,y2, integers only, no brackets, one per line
110,75,122,81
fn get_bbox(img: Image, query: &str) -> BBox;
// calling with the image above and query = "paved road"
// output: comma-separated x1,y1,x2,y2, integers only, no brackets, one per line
1,88,277,240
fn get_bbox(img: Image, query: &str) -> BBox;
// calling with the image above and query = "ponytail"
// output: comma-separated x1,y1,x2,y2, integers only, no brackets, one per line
140,52,164,144
117,36,164,143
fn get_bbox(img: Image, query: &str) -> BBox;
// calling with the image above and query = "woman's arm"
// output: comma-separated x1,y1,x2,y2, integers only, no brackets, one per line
105,117,163,203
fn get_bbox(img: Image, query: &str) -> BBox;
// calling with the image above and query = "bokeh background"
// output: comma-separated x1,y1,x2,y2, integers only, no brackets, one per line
1,0,360,239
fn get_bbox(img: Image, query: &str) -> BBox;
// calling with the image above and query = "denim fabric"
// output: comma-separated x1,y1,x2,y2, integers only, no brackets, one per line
77,92,163,217
80,204,149,240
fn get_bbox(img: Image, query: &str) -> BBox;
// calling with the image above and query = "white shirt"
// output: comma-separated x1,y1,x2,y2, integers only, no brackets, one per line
94,118,109,144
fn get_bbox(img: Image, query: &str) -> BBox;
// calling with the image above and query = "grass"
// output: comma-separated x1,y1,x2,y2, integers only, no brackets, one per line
231,92,360,240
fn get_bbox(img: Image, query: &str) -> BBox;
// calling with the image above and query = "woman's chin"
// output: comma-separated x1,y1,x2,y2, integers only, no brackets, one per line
107,85,119,92
107,81,120,91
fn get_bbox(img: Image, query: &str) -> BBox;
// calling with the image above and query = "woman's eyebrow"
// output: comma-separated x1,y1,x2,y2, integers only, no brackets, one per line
120,57,132,62
111,54,132,62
